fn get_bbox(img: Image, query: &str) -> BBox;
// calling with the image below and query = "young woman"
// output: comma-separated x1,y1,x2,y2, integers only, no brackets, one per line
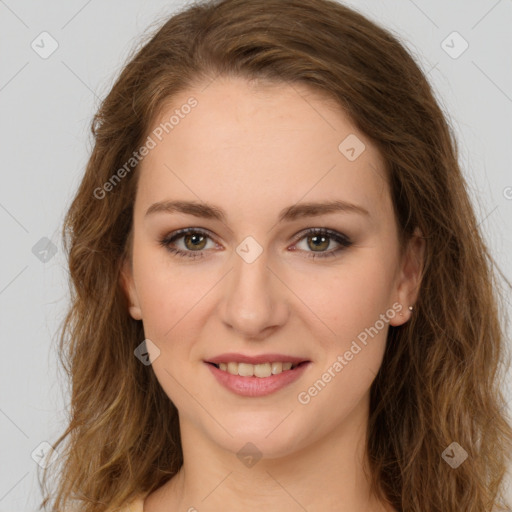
40,0,512,511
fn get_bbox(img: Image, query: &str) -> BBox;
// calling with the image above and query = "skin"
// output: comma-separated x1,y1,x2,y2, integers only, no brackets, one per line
121,75,424,512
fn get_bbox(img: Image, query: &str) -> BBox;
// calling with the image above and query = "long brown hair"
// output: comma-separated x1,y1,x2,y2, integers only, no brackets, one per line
40,0,512,510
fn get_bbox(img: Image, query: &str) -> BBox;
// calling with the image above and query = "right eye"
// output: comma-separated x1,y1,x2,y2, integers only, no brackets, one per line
159,228,219,260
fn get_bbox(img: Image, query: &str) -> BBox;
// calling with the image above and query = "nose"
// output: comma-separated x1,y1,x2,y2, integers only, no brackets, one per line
219,247,289,340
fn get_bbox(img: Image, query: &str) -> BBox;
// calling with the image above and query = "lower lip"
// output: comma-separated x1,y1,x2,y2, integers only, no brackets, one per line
205,362,311,397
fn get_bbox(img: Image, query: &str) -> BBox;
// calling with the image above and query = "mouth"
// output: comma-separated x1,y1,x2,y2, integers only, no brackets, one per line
204,356,312,397
205,360,309,378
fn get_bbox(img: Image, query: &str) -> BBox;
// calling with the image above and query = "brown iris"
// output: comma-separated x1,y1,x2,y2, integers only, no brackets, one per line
184,233,207,251
307,234,329,252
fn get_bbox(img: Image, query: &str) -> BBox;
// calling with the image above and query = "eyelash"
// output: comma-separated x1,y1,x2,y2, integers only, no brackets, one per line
159,227,353,260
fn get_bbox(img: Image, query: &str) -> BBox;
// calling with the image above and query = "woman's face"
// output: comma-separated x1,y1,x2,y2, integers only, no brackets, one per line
122,76,422,458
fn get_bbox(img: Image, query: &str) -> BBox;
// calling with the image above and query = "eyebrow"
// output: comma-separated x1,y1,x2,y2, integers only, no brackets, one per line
145,199,370,222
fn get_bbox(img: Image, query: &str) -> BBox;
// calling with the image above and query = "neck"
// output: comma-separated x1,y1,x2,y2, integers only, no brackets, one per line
147,392,392,512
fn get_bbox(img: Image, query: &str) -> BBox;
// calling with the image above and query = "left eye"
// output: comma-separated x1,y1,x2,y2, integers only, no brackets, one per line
292,228,352,258
159,227,352,260
290,228,353,259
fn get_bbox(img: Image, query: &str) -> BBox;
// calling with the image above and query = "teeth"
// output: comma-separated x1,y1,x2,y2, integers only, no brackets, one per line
271,362,282,374
215,361,300,377
255,363,271,378
238,363,254,377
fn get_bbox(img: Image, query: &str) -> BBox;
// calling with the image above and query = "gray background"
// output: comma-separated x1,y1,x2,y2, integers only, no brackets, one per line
0,0,511,510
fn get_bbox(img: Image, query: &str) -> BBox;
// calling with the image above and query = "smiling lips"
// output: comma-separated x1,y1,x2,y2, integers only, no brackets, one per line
205,353,311,396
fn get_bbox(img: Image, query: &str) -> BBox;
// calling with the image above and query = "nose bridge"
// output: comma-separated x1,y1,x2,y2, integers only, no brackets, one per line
221,243,287,337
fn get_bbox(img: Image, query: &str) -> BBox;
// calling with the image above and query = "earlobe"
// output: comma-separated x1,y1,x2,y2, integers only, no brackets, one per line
119,258,143,321
128,304,143,320
389,303,415,327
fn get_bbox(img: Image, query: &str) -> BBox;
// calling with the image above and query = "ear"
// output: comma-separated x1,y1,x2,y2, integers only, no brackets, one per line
119,256,143,320
389,227,425,327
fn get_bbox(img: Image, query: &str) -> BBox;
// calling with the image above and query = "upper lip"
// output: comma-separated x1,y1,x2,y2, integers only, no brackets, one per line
205,353,310,365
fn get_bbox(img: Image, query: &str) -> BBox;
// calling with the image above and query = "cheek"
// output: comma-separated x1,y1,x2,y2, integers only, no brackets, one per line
133,256,212,405
132,245,212,344
291,252,397,344
292,261,392,422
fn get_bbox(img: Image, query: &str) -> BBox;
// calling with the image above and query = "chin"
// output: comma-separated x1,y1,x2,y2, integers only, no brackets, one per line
206,416,310,460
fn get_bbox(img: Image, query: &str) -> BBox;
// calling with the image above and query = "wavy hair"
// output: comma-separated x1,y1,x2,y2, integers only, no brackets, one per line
40,0,512,510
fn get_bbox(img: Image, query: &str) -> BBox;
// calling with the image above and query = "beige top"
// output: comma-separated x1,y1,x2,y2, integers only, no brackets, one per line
120,495,145,512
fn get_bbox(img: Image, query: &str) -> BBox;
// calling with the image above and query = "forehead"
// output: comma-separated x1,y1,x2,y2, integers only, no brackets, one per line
135,76,390,221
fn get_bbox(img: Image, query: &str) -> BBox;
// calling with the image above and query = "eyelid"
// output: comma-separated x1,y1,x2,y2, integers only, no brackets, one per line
289,227,351,246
